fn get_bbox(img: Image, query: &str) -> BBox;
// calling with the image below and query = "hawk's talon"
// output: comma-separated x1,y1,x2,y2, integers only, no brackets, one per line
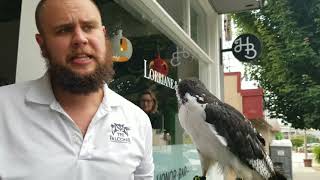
193,175,206,180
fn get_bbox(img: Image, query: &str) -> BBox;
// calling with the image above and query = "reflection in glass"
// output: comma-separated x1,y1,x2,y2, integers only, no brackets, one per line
98,0,199,146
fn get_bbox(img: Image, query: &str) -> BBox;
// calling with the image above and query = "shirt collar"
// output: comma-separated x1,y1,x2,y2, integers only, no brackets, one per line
25,73,121,108
25,73,56,105
101,84,121,109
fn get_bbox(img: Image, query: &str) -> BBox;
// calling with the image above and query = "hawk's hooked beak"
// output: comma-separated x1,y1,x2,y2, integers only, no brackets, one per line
176,90,188,105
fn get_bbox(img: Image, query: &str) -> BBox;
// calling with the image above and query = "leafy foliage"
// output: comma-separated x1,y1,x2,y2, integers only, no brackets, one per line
290,137,303,148
275,132,284,140
313,146,320,163
233,0,320,129
290,135,319,148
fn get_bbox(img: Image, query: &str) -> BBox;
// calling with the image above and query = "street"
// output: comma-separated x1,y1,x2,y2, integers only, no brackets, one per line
292,152,320,180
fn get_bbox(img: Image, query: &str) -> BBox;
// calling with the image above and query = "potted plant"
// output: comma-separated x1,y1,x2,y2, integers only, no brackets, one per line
304,159,312,167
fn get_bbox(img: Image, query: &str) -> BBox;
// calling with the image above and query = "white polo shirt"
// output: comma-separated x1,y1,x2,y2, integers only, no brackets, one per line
0,75,154,180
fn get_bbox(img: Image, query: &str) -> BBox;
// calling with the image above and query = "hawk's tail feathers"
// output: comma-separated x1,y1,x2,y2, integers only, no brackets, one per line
268,170,287,180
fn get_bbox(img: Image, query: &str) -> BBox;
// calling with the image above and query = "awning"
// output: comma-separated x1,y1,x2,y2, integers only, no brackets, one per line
208,0,264,14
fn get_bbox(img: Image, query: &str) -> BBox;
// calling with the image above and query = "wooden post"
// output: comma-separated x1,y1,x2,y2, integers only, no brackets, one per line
304,129,308,160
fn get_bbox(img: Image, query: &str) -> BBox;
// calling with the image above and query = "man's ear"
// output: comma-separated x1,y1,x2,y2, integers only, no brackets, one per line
35,33,47,58
35,33,43,46
102,26,109,39
102,26,106,34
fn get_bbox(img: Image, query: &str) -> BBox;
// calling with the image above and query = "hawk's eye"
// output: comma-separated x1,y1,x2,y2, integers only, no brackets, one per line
182,97,188,104
195,95,205,103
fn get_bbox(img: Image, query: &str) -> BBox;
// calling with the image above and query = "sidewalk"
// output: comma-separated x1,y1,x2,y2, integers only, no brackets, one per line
292,152,320,180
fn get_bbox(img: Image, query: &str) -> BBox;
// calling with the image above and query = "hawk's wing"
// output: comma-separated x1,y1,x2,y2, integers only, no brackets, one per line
204,102,274,176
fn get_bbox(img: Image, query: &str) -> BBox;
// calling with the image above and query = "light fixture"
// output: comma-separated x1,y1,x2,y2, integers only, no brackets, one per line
111,29,133,62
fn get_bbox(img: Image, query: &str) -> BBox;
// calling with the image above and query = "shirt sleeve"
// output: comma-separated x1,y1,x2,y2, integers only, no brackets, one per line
134,116,154,180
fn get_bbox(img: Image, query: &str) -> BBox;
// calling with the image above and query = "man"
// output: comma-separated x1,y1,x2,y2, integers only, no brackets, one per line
0,0,154,179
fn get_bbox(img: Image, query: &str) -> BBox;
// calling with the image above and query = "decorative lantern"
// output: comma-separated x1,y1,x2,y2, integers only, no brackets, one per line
111,29,133,62
149,54,169,76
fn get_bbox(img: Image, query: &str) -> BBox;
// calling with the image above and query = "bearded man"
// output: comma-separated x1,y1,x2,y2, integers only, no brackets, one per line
0,0,154,179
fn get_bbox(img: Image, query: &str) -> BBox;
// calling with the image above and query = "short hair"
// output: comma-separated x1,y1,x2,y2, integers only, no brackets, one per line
35,0,102,34
140,89,158,113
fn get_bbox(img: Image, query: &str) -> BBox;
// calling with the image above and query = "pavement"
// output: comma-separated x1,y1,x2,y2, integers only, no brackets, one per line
292,152,320,180
206,152,320,180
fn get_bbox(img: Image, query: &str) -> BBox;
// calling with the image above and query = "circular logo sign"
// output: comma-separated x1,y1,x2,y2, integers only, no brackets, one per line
232,34,261,62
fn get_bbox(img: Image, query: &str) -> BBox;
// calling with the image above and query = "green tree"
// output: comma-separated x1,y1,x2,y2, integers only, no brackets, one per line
291,136,304,148
291,135,319,149
233,0,320,129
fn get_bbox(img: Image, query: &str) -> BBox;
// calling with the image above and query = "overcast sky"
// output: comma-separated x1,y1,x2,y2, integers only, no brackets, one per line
222,16,258,90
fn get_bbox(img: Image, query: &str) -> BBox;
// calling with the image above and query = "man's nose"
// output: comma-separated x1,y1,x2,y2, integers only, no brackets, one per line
72,27,88,47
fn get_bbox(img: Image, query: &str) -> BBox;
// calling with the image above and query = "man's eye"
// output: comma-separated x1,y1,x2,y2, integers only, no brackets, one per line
83,25,94,32
56,27,72,34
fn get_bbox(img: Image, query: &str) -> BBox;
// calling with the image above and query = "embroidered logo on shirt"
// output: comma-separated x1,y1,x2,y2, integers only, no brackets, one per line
110,123,131,143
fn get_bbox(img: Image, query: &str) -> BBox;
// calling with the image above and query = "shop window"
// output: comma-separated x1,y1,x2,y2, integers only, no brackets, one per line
156,0,186,31
0,1,22,86
98,0,199,146
156,0,208,53
190,1,207,52
190,7,199,44
96,1,203,178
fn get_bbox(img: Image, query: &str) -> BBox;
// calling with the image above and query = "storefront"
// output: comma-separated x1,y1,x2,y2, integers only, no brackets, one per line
97,1,222,178
12,0,219,178
1,0,263,179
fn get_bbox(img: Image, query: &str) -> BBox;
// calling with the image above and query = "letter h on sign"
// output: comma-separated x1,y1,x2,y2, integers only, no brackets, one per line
231,34,261,62
221,33,262,63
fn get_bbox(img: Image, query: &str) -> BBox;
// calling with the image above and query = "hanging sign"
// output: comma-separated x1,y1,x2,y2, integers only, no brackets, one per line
231,34,261,62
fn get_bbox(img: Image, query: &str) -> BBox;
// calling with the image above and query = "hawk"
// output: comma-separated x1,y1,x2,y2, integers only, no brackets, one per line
176,78,286,180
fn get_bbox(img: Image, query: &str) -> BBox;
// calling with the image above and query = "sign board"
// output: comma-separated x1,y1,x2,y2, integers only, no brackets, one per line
277,150,285,156
144,60,178,90
153,144,201,180
231,34,261,62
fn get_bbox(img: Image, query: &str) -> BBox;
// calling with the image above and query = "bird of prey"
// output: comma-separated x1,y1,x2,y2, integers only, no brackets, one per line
176,78,286,180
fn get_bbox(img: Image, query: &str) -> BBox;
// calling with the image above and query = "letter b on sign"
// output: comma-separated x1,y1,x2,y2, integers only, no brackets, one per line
232,34,261,62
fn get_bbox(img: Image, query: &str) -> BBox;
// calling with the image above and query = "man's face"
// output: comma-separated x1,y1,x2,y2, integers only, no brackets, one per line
36,0,114,93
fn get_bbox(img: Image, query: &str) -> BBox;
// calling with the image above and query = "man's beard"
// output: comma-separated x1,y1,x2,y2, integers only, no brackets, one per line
45,54,115,95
